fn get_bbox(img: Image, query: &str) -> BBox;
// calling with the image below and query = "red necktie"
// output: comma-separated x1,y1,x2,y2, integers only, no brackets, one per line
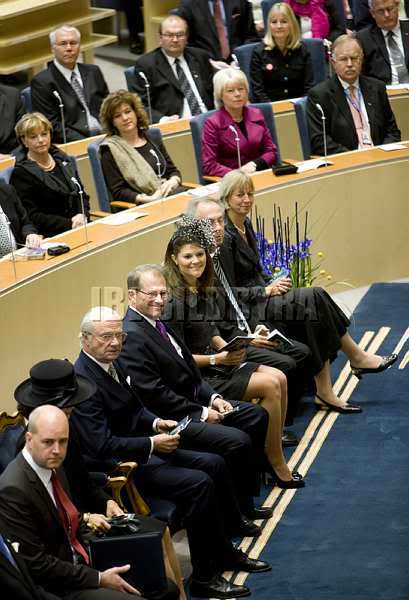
214,0,230,60
51,472,89,564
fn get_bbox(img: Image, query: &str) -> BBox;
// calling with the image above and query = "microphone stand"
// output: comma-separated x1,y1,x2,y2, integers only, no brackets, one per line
71,177,89,246
53,91,67,145
4,214,17,280
229,125,241,168
138,72,153,125
149,148,162,203
315,103,329,166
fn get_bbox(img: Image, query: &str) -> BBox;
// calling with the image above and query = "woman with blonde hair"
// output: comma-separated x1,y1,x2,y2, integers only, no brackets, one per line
250,3,314,101
11,112,89,237
100,90,185,205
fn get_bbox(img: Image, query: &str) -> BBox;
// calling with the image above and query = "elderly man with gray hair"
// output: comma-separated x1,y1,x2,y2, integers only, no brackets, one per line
31,24,109,142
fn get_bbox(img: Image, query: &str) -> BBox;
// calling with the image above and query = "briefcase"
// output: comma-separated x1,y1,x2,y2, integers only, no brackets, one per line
88,530,167,596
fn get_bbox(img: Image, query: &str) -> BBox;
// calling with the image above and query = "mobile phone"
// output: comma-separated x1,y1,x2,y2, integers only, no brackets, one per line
169,416,192,435
223,406,240,417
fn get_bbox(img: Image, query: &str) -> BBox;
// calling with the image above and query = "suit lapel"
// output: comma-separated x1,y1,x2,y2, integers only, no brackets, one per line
155,50,182,93
372,26,390,68
0,539,38,596
331,76,354,128
400,21,409,66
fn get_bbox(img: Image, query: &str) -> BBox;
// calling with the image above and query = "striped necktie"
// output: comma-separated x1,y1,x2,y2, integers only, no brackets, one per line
174,58,202,116
70,71,101,134
386,31,409,83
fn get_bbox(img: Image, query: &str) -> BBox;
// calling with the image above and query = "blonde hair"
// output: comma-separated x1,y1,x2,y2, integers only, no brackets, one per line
218,169,255,207
263,3,301,51
213,68,249,109
15,112,52,144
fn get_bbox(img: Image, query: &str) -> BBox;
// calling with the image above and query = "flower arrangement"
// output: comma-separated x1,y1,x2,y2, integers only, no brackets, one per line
255,203,331,288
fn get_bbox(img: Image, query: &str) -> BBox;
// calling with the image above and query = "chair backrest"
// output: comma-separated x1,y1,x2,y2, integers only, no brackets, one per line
261,0,280,28
232,43,259,102
293,96,311,160
190,103,281,184
87,128,163,212
124,66,137,91
0,167,14,184
20,86,32,112
0,412,25,475
303,38,328,86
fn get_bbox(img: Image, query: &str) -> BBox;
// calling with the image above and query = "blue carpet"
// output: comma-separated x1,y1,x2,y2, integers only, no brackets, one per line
231,283,409,600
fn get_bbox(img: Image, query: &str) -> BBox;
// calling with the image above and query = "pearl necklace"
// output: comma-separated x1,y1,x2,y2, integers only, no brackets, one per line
28,153,54,171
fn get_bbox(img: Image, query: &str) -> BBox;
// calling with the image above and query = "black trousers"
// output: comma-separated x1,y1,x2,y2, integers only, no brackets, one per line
178,401,268,515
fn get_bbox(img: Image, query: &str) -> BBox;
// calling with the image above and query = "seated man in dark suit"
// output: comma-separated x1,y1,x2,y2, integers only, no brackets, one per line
307,35,401,155
116,266,275,513
173,0,258,61
72,306,270,599
0,405,143,599
0,83,24,156
130,15,214,123
356,0,409,84
31,25,109,143
0,180,42,258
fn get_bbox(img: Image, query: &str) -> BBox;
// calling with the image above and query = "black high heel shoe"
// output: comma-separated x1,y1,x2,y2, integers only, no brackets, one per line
270,468,305,489
315,394,362,414
350,354,398,380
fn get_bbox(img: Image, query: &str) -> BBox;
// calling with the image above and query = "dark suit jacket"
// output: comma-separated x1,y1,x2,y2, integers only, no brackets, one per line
0,181,37,245
0,453,99,594
31,61,109,143
202,106,277,176
0,83,24,154
10,146,90,237
131,47,215,122
72,351,157,464
307,74,401,155
356,21,409,84
0,535,58,600
117,308,216,421
174,0,258,60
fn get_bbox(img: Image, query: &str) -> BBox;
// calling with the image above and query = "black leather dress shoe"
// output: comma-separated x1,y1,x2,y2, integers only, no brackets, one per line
246,506,274,520
282,429,299,447
190,574,251,598
236,516,261,537
225,548,272,573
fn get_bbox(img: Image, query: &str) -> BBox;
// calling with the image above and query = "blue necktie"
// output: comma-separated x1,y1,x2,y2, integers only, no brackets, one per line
0,535,18,569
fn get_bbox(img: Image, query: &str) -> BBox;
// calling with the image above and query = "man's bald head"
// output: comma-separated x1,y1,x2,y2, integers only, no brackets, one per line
26,405,69,470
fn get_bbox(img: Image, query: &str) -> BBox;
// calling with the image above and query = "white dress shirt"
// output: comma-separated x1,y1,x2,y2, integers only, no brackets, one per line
338,76,372,148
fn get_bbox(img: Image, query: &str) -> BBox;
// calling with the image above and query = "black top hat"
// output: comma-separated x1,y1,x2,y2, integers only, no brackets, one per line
14,359,96,409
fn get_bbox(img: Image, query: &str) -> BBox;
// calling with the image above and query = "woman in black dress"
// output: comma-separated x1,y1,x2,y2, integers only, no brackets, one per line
11,113,90,238
100,90,184,205
250,3,314,102
163,220,304,488
219,169,397,413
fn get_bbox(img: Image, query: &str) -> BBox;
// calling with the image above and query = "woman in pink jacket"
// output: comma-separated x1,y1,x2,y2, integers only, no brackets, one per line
201,68,277,177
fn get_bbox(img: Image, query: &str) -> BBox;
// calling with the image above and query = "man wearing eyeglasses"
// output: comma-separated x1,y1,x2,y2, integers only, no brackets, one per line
130,15,214,123
31,25,109,143
307,34,400,155
356,0,409,84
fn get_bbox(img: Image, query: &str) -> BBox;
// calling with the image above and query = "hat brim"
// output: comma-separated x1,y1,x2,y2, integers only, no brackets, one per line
14,373,97,409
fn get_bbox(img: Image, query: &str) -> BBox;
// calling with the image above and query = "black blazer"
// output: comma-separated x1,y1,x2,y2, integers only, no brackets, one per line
356,21,409,84
31,62,109,143
250,41,314,103
117,308,216,421
131,46,215,122
307,74,401,155
72,350,157,464
10,146,90,238
174,0,258,60
0,83,24,155
0,181,37,245
0,453,99,594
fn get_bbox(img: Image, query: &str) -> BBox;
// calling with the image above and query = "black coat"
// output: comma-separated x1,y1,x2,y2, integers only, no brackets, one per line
31,62,109,143
307,74,401,155
174,0,258,60
250,41,314,102
0,453,99,594
10,146,90,237
131,46,215,122
0,83,24,155
356,21,409,84
0,181,37,245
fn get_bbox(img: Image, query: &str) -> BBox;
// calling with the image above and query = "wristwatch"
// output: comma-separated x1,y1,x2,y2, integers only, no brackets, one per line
209,355,216,366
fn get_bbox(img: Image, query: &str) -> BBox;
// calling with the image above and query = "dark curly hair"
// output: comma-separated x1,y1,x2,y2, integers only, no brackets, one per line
99,90,150,136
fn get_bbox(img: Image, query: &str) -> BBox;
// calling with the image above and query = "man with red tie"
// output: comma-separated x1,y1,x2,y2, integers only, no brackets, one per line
0,405,142,599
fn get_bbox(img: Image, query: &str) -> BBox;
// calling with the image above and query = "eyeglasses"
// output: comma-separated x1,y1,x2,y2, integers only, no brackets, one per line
372,5,398,15
55,41,80,48
133,289,169,300
161,33,186,39
334,55,362,64
84,332,127,342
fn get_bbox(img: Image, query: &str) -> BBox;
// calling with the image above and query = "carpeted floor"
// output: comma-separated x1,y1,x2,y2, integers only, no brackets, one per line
217,283,409,600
